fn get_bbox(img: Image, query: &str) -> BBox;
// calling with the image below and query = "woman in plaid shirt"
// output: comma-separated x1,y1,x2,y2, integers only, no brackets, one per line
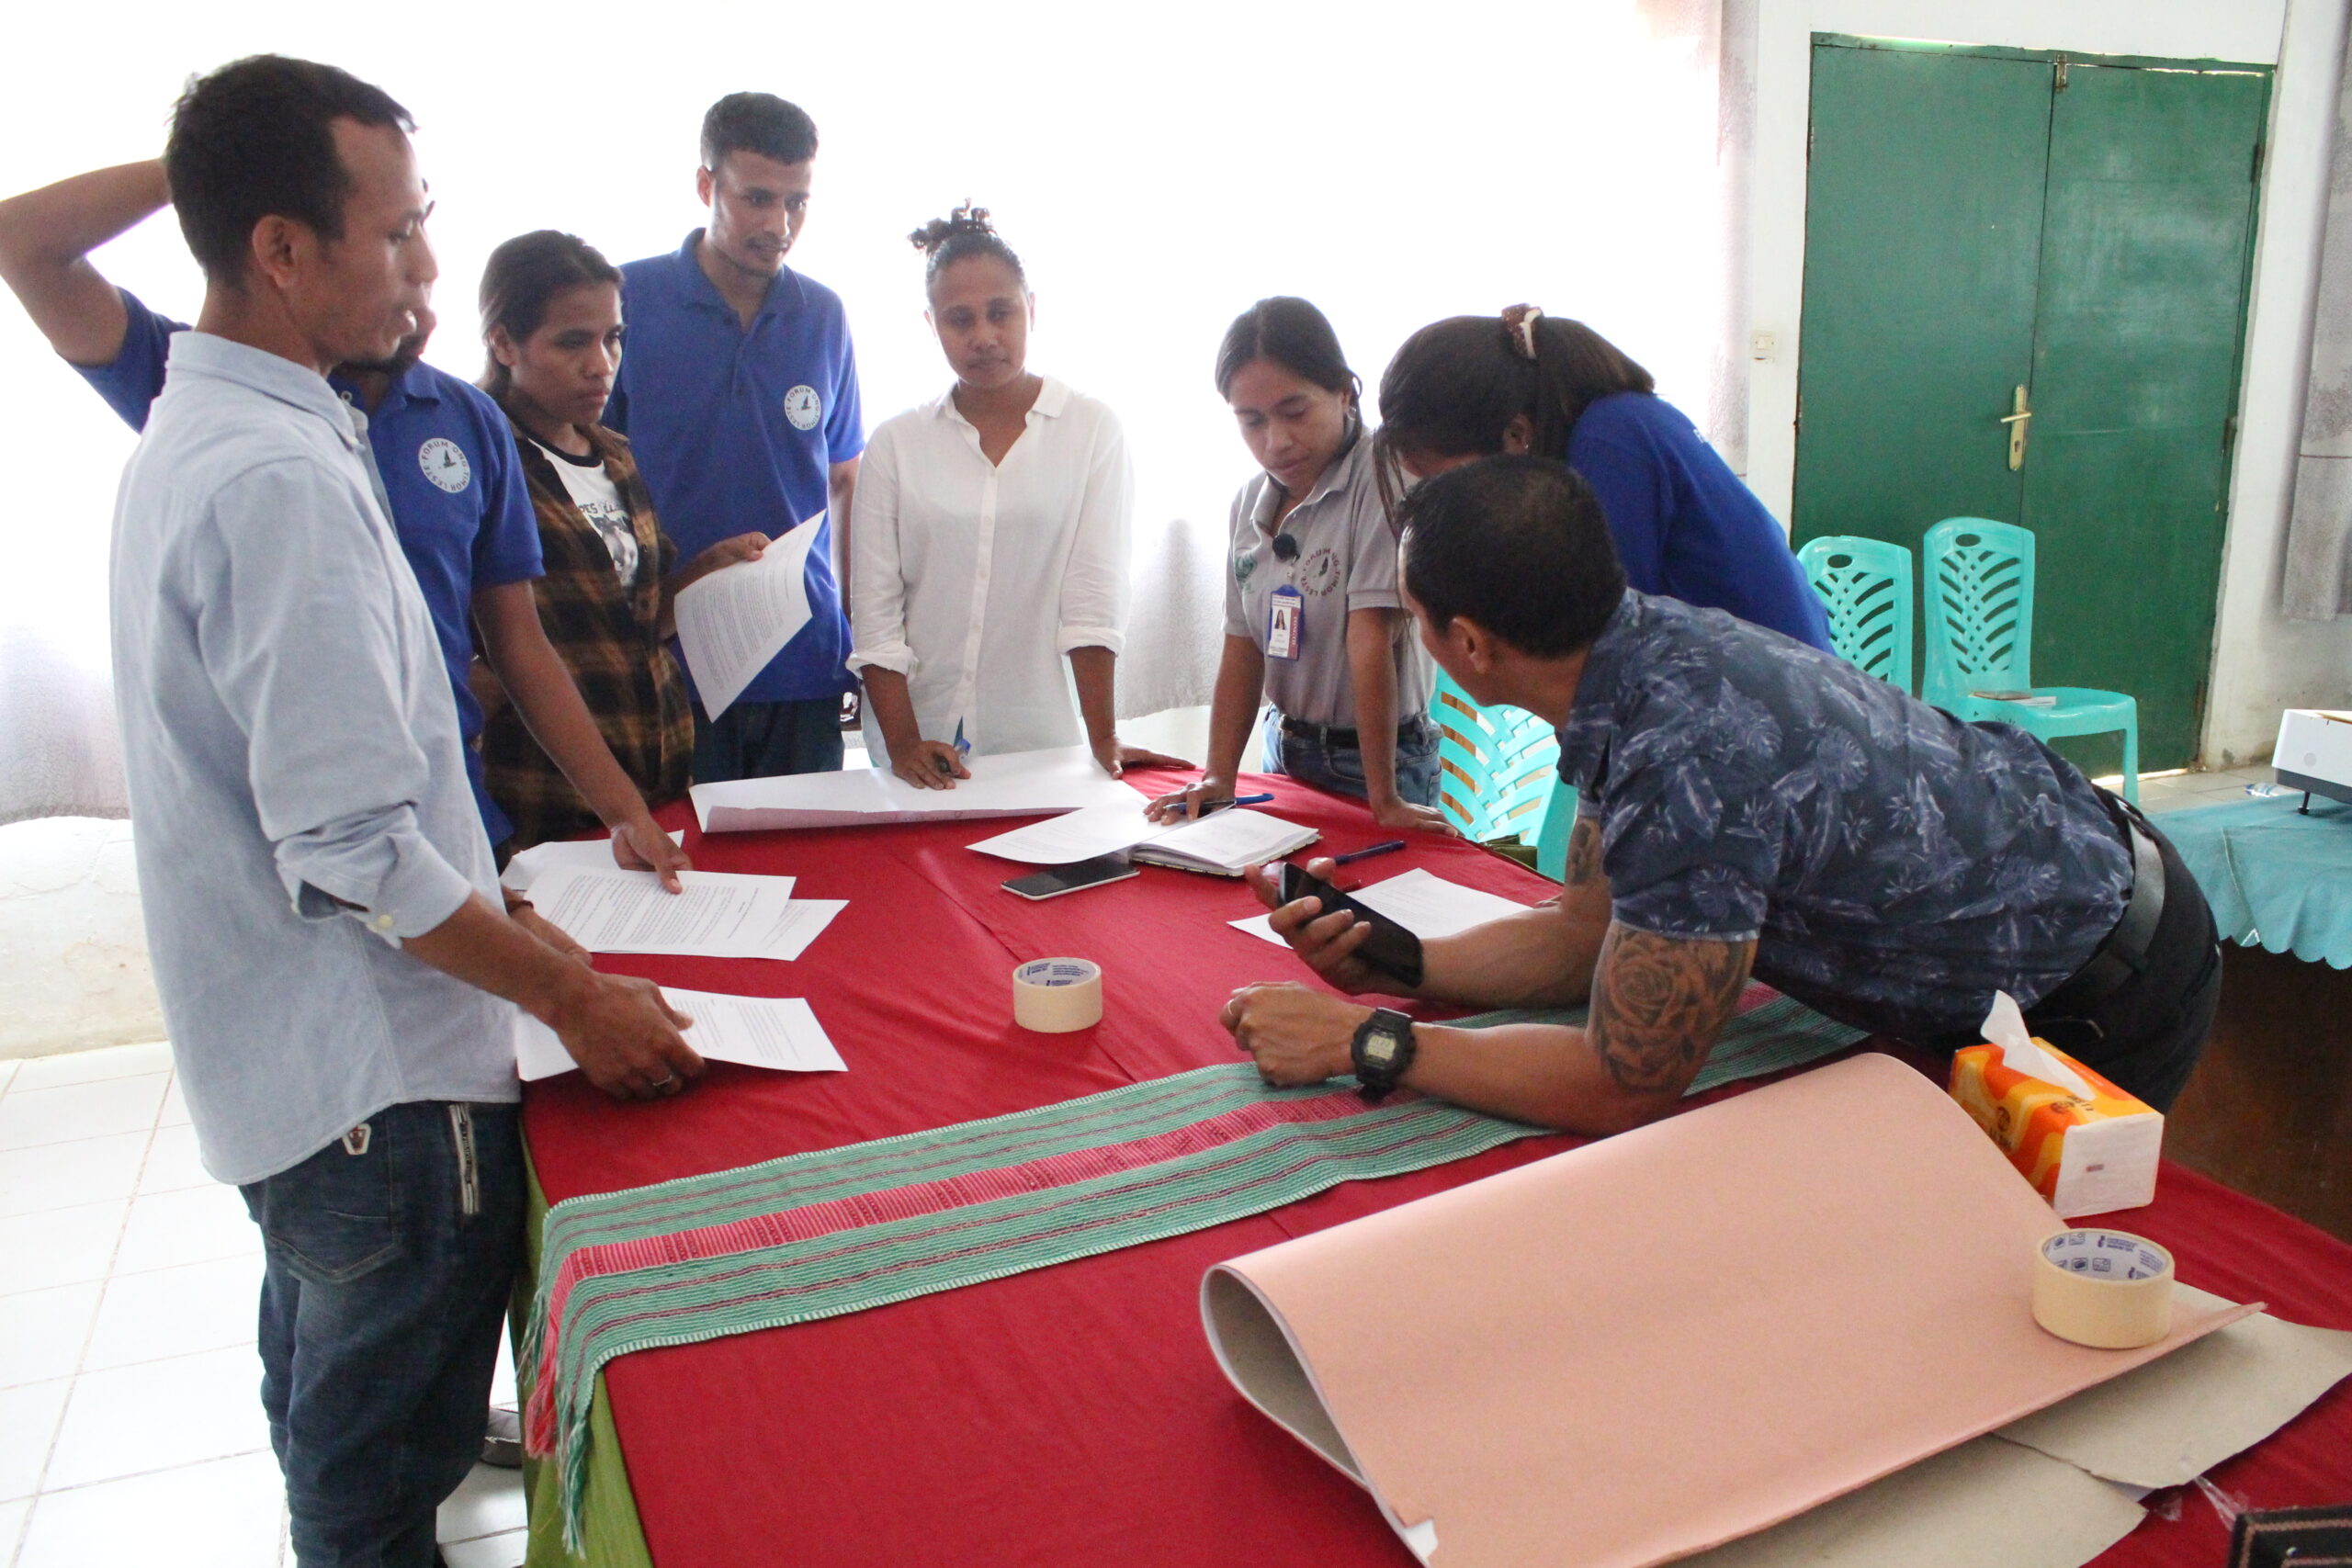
474,231,766,850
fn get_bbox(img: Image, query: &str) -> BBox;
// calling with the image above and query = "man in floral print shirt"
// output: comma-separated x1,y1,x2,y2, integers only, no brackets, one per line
1226,457,2220,1132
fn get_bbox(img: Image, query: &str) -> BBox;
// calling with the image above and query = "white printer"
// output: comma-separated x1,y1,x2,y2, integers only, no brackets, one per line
2274,708,2352,806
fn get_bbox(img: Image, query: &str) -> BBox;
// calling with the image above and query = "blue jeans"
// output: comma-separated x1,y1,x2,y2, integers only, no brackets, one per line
693,696,845,783
1261,711,1441,807
240,1100,524,1568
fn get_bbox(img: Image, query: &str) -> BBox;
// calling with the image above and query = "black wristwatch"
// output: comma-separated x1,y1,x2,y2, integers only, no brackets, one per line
1351,1008,1418,1103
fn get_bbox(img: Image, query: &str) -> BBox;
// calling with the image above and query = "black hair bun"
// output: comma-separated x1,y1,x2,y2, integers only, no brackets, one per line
908,202,995,254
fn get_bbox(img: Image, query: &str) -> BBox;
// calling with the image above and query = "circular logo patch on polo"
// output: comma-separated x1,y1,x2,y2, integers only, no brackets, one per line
1298,546,1341,596
784,385,822,431
418,437,471,493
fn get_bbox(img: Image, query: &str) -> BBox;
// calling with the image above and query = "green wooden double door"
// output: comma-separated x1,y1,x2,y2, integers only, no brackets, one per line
1792,37,2269,772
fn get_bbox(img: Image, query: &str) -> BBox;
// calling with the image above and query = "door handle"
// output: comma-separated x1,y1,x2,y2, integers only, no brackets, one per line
1998,385,2032,471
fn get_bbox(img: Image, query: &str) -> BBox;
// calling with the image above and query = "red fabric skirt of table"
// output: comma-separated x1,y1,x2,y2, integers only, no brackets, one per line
521,769,2352,1567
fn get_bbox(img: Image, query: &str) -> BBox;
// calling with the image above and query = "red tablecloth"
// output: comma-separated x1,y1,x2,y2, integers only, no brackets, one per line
522,769,2352,1567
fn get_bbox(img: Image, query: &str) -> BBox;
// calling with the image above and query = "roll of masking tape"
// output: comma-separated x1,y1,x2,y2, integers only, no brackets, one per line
1012,958,1104,1032
2031,1228,2175,1349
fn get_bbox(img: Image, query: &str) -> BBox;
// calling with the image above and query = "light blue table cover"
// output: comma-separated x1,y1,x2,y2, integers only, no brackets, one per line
2158,793,2352,969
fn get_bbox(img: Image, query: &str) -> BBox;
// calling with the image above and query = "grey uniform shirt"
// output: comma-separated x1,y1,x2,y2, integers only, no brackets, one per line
110,333,516,1187
1222,429,1430,731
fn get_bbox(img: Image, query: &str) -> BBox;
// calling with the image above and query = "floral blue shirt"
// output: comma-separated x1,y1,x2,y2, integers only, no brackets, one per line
1557,591,2132,1043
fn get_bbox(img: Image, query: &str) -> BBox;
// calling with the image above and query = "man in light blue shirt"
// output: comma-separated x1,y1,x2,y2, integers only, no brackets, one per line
112,56,702,1566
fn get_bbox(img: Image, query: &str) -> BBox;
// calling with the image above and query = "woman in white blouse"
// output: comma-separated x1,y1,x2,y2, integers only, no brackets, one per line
849,206,1183,787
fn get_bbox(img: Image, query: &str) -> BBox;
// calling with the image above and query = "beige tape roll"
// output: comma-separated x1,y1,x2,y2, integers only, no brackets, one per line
1012,957,1104,1032
2031,1228,2175,1349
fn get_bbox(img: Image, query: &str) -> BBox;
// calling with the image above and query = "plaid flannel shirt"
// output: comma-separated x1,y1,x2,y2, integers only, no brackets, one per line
481,419,693,850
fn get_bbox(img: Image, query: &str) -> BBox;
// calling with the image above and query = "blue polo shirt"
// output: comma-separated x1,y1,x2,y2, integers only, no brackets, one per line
78,289,545,843
1566,392,1835,652
607,231,864,705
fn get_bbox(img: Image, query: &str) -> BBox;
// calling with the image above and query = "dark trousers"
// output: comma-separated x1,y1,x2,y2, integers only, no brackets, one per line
1261,711,1442,808
693,696,844,784
2028,812,2222,1113
241,1100,525,1568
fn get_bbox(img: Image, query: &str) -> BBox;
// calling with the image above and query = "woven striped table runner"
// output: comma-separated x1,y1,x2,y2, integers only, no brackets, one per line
526,984,1864,1543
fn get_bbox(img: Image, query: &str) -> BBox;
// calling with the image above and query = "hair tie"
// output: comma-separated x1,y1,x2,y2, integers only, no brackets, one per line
1502,303,1544,361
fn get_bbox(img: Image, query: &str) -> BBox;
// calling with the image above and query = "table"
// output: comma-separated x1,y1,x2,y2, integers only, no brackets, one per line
518,770,2352,1567
2159,794,2352,969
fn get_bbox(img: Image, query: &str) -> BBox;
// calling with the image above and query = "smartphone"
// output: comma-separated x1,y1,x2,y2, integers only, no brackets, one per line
1002,854,1139,901
1276,863,1426,987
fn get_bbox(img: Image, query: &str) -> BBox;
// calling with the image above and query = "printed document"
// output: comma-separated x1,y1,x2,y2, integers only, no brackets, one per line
514,989,845,1081
1232,867,1532,946
501,830,684,895
673,512,820,722
525,865,820,960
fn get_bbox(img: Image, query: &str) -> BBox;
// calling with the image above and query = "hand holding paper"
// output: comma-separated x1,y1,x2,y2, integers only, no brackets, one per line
674,511,820,722
517,988,844,1083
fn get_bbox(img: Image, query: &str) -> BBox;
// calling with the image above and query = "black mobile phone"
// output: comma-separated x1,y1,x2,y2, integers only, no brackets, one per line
1002,854,1139,901
1276,863,1425,987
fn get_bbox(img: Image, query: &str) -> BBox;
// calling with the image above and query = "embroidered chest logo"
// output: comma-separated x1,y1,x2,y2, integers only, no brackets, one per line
784,385,822,431
1296,546,1341,596
418,437,471,493
1234,552,1258,587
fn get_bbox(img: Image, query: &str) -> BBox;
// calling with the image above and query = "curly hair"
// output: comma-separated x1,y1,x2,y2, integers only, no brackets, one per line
908,203,1024,291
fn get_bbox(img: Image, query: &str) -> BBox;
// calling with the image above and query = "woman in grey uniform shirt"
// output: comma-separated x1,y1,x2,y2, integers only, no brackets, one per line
1149,298,1447,831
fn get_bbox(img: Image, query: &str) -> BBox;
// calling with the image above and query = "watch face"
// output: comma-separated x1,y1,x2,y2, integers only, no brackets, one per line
1364,1034,1398,1068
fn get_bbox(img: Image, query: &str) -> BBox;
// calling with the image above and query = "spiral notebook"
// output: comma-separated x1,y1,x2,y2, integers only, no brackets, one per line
1127,808,1320,876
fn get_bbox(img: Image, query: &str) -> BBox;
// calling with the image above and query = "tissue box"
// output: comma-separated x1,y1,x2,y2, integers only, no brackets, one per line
1949,1040,2163,1218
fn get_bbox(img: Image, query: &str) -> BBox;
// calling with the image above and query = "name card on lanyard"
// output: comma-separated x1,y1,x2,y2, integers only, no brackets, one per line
1267,585,1305,661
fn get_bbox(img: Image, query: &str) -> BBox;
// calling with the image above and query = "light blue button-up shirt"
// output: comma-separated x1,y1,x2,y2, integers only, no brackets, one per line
111,333,518,1186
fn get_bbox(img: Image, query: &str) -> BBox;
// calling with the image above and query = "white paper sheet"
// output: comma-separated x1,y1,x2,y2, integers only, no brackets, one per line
673,513,820,722
500,831,686,895
1232,867,1534,946
967,804,1316,872
694,744,1144,833
524,865,821,960
513,988,845,1082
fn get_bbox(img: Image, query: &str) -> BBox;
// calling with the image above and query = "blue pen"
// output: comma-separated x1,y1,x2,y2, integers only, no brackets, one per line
1333,839,1407,865
1189,791,1275,818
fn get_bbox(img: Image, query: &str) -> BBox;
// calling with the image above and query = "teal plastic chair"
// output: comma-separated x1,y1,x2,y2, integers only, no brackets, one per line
1798,535,1915,693
1430,669,1578,879
1921,517,2139,804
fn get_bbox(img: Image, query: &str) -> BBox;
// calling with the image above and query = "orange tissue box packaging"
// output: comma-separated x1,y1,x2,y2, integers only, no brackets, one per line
1948,993,2163,1219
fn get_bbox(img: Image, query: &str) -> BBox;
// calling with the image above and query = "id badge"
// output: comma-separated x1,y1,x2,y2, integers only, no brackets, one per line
1266,586,1305,661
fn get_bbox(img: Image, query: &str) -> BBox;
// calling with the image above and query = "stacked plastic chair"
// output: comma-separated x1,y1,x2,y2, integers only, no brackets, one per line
1921,517,2139,804
1430,669,1577,880
1798,535,1915,692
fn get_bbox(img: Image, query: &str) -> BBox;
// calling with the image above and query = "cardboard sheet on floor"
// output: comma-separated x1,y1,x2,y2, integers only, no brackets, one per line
1201,1055,2258,1568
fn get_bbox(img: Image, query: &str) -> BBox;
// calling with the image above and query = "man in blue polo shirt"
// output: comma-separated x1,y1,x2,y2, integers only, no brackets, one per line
0,156,690,896
608,92,864,781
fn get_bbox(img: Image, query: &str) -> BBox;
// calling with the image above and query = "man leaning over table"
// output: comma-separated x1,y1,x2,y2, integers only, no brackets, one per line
606,91,865,782
1225,456,2222,1133
111,56,704,1566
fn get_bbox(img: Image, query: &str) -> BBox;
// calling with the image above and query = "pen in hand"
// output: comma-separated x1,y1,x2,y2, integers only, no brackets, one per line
1332,840,1407,865
1186,791,1275,819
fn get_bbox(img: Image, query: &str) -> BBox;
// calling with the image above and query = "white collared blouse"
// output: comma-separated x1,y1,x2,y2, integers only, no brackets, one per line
848,377,1132,761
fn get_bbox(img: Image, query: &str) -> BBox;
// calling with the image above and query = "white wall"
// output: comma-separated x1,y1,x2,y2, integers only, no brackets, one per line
1745,0,2352,767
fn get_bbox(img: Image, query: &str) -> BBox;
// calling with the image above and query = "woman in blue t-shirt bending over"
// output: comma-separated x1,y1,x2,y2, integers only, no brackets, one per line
1375,306,1832,650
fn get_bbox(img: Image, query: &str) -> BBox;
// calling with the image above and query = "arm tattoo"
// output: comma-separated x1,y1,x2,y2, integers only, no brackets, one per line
1565,817,1602,886
1587,923,1756,1095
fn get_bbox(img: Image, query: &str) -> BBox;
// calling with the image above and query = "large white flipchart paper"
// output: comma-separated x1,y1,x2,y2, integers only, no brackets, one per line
692,744,1145,834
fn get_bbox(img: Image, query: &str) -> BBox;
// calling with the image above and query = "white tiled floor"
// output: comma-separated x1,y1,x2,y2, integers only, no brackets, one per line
2130,763,2275,815
0,1042,528,1567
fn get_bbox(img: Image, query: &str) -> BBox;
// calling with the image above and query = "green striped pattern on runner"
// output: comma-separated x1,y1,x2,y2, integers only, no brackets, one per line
537,1074,1543,1544
1452,991,1867,1093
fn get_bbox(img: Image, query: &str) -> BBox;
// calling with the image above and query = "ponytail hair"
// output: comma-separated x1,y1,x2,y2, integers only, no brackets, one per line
478,230,621,399
909,202,1025,291
1374,308,1654,473
1213,296,1362,412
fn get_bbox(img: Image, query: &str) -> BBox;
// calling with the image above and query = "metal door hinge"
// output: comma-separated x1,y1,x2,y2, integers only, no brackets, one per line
2252,140,2266,184
2223,413,2239,451
2054,57,2069,92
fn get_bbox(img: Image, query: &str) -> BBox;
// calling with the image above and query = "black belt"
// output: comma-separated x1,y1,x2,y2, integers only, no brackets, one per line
1279,714,1429,750
2027,792,2166,1032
